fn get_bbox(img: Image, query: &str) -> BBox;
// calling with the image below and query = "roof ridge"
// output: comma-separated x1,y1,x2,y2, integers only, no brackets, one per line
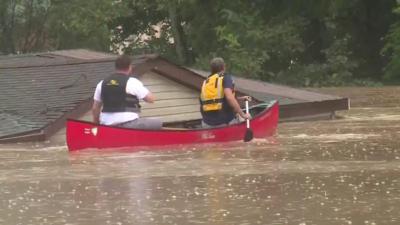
0,51,160,69
0,58,116,69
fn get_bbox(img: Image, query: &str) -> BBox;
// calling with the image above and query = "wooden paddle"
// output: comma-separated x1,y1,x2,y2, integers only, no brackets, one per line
244,100,253,142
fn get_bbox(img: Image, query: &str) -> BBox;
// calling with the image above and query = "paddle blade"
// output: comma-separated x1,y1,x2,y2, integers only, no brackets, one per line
244,128,253,142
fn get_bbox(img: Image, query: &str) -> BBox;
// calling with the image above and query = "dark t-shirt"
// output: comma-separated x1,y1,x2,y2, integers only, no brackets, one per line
201,74,236,126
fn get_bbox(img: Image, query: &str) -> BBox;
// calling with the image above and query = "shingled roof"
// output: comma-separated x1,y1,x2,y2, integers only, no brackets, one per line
0,49,349,143
0,50,154,141
188,68,349,119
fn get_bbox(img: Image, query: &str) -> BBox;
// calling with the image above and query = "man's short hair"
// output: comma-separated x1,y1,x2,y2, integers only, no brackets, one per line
115,55,132,70
210,57,225,74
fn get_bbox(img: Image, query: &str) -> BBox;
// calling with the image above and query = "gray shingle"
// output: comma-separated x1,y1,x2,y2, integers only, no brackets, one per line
0,50,139,139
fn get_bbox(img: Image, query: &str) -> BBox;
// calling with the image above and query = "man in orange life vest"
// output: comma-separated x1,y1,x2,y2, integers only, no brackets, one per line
200,57,251,128
92,55,162,129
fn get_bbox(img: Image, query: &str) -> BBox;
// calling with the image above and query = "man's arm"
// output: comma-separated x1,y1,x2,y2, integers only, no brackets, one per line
127,78,155,103
224,88,251,120
92,100,102,124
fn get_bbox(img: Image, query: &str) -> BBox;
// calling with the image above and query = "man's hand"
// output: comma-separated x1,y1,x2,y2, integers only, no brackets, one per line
143,92,155,103
239,112,252,120
238,96,252,101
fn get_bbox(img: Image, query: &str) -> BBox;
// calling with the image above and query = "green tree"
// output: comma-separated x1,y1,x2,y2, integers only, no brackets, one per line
382,3,400,82
1,0,398,86
0,0,124,54
109,0,197,64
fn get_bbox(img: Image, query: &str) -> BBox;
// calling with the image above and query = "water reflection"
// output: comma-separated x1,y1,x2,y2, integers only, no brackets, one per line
1,107,400,224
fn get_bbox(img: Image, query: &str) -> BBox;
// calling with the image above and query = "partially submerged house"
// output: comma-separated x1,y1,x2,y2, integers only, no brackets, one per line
0,49,349,143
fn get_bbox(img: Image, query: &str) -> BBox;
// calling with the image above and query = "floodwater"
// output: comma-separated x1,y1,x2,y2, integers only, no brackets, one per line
1,89,400,225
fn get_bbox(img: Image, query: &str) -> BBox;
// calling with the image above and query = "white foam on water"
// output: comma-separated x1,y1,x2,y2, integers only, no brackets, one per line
347,114,400,121
1,160,399,182
0,143,67,152
291,133,380,142
37,146,68,152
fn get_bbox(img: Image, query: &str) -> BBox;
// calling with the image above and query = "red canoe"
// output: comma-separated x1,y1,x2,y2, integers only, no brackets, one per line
66,101,279,151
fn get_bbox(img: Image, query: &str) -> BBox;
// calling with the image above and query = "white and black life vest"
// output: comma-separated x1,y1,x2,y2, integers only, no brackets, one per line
101,73,141,113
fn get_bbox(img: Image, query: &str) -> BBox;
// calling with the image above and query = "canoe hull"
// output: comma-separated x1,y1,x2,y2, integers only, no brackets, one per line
66,102,279,151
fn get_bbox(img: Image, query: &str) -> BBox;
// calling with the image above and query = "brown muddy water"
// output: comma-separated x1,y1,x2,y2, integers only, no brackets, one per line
1,88,400,225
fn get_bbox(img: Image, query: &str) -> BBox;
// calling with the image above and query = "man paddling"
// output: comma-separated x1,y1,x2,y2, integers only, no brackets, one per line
92,55,162,129
200,57,251,128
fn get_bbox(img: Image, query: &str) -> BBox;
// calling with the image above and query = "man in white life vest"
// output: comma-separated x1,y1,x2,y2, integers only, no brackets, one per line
92,55,162,129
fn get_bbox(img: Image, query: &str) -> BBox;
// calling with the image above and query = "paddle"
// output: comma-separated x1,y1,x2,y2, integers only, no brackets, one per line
244,100,253,142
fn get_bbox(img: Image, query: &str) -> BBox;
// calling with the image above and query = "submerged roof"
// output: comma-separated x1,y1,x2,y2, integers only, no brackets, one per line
188,68,349,118
0,49,116,68
0,49,349,142
0,50,154,140
189,68,341,104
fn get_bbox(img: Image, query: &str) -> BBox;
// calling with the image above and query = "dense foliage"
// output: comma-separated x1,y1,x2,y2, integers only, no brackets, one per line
1,0,399,86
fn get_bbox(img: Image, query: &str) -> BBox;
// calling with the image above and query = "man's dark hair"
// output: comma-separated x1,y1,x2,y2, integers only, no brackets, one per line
115,55,132,70
210,57,225,74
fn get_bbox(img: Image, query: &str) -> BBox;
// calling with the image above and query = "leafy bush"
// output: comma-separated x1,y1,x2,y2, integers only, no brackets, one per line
382,5,400,82
272,36,358,87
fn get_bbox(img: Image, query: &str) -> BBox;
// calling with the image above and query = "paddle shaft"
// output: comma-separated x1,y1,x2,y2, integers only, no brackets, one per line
246,100,250,128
